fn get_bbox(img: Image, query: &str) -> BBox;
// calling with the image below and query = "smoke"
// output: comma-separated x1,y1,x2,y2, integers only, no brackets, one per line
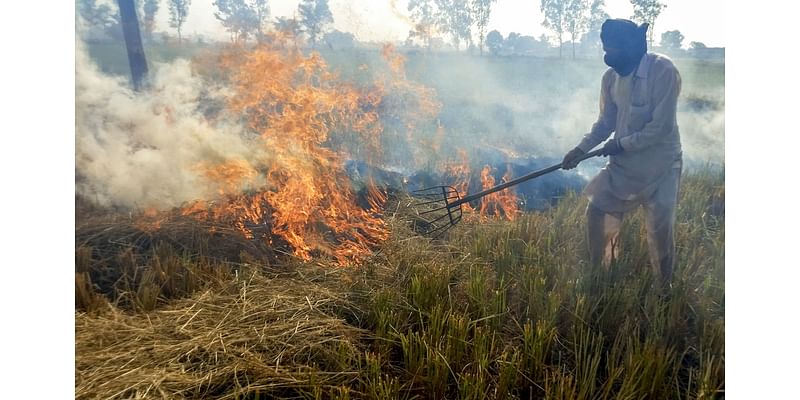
75,40,263,210
76,37,724,213
396,54,724,169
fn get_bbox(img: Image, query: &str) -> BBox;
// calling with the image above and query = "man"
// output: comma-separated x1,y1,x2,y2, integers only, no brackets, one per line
562,19,683,285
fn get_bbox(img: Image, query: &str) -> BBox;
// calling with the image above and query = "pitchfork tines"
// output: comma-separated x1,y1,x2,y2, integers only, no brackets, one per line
409,185,464,237
408,148,603,237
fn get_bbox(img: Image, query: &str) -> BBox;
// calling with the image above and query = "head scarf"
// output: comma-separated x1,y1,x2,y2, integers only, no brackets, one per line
600,19,648,76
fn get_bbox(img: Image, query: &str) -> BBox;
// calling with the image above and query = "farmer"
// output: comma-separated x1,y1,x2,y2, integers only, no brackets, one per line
561,18,683,285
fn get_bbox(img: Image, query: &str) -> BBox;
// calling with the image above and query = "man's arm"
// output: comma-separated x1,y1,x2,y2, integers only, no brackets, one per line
618,60,681,152
577,70,617,153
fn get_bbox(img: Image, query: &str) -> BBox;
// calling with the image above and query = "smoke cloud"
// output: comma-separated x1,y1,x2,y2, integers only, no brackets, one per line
76,39,723,212
75,41,263,210
394,54,724,169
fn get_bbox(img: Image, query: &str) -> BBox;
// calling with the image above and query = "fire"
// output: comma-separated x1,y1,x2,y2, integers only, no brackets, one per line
124,40,517,262
438,149,520,221
163,41,437,264
183,43,387,264
195,159,259,196
477,165,520,221
442,149,475,214
134,207,167,232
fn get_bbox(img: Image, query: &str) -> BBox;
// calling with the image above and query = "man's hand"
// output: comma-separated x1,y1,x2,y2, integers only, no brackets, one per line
562,147,586,170
600,138,623,156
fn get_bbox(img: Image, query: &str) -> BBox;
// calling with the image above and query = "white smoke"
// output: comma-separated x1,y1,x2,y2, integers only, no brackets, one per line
403,55,725,167
75,40,263,210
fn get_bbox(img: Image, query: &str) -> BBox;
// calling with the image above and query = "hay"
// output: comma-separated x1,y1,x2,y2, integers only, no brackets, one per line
76,212,280,267
75,202,289,311
75,268,369,399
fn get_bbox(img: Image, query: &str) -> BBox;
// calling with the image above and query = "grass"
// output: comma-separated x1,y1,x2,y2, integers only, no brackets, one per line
75,167,724,399
77,40,724,398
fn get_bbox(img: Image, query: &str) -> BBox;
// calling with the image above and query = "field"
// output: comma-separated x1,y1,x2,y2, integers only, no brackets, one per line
76,42,725,399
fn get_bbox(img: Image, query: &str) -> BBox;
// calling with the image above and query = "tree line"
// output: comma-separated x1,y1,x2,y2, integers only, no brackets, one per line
78,0,715,57
78,0,337,47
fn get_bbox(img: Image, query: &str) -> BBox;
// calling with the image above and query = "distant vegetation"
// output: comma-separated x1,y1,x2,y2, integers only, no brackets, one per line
77,0,723,58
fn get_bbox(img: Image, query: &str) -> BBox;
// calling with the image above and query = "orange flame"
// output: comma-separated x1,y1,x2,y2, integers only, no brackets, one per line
134,207,167,232
437,149,521,222
164,42,440,265
478,165,521,221
195,159,259,196
442,149,475,214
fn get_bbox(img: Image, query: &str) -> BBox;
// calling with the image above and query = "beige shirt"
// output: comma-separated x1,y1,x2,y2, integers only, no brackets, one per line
577,53,683,210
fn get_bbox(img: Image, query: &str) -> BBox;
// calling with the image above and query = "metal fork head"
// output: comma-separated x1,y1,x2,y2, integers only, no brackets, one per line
409,185,463,237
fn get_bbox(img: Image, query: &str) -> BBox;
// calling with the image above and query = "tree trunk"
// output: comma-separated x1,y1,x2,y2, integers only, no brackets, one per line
572,39,575,59
558,34,563,58
117,0,149,91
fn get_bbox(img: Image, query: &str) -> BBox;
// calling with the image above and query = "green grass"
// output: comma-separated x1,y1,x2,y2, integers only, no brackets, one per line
76,168,724,399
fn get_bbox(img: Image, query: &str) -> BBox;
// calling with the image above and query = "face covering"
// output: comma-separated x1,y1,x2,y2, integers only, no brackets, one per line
600,19,648,76
604,49,640,76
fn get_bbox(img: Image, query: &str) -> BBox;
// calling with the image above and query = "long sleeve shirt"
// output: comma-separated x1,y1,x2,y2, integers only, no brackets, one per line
578,53,683,207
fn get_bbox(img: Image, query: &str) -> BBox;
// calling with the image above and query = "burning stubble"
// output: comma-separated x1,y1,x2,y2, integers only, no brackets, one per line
76,40,448,263
76,35,723,263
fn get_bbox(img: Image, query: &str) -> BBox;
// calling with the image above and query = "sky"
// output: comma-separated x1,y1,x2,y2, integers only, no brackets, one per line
158,0,725,48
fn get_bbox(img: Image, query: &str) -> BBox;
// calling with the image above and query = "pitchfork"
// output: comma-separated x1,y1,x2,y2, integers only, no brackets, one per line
409,149,603,237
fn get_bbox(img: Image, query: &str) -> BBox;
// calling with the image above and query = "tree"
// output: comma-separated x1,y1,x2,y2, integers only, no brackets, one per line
470,0,497,55
323,30,355,49
540,0,566,58
514,36,540,54
167,0,191,44
502,32,542,55
274,16,302,46
434,0,473,51
407,0,437,51
486,29,503,56
564,0,589,59
581,0,608,52
78,0,118,27
78,0,123,41
660,29,684,50
690,41,707,50
630,0,665,46
298,0,334,47
252,0,270,40
505,32,520,53
142,0,159,42
213,0,270,43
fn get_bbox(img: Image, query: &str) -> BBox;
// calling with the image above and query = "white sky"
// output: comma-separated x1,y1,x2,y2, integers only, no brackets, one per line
159,0,724,48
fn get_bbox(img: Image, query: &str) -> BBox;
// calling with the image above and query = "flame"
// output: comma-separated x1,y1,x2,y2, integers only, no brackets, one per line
157,42,437,265
190,43,390,264
438,149,520,222
442,149,474,214
195,159,259,196
134,207,167,232
477,165,520,221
